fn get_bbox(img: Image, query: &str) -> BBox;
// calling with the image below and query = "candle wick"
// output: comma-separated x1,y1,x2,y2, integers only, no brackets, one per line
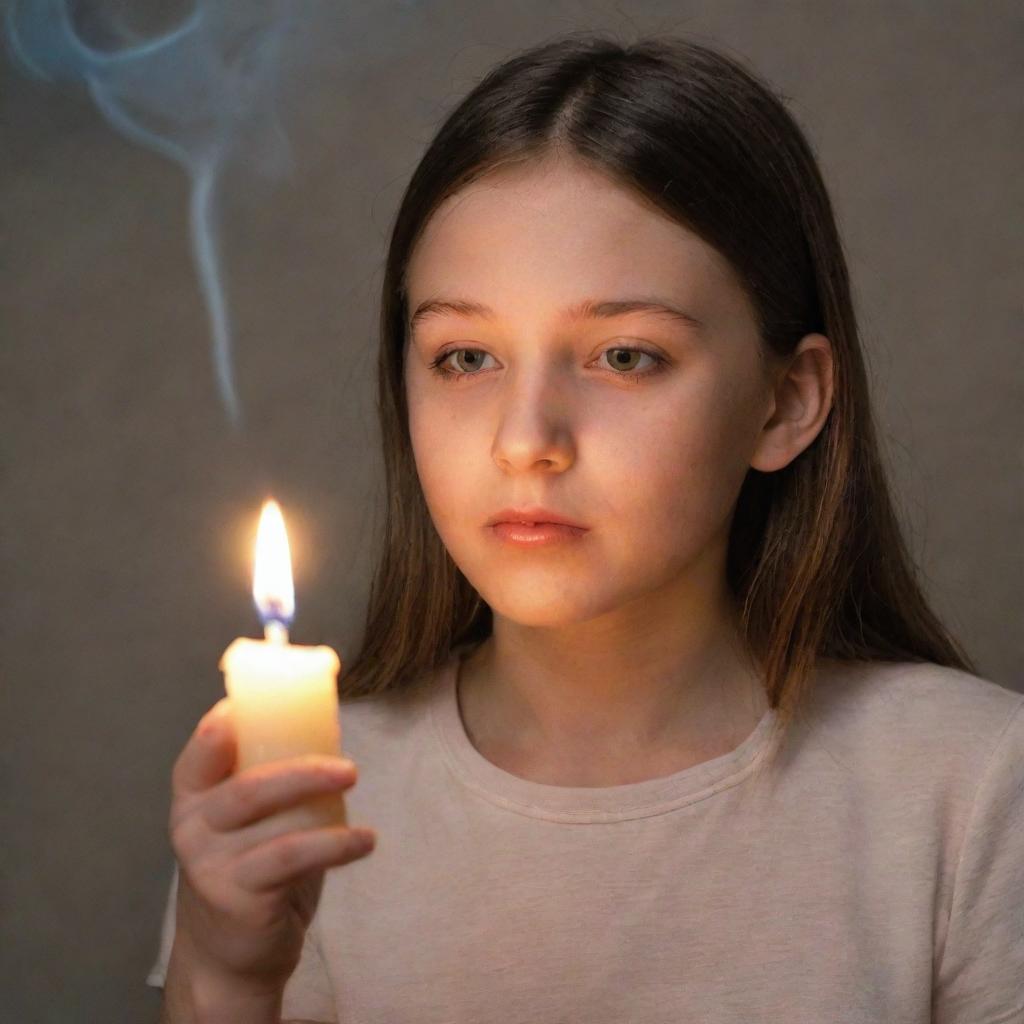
264,621,289,645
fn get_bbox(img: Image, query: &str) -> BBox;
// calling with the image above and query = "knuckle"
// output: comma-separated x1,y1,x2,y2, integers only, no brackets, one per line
273,835,305,872
230,774,263,817
169,818,201,862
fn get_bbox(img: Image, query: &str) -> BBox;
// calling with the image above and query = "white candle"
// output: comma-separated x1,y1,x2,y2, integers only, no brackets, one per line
219,499,347,829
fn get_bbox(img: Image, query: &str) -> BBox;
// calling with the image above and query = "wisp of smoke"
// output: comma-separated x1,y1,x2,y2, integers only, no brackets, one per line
6,0,299,429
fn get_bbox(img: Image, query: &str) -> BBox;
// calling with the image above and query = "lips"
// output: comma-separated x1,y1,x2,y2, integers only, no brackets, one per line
487,506,587,529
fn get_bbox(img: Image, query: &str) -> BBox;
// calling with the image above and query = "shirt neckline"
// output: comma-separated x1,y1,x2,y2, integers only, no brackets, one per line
430,644,778,823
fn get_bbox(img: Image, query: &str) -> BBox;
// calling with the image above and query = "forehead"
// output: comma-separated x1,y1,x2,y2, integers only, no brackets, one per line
404,155,742,314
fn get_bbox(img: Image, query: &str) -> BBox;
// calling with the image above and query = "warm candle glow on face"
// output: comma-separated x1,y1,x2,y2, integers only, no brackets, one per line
253,498,295,627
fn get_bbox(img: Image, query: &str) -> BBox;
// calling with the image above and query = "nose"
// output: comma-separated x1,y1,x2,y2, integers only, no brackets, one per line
490,370,576,474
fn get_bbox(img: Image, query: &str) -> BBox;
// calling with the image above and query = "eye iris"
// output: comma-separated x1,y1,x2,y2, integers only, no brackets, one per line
448,348,648,374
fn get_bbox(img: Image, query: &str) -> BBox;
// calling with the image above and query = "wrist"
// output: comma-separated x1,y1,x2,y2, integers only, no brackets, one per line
191,965,282,1024
166,943,284,1024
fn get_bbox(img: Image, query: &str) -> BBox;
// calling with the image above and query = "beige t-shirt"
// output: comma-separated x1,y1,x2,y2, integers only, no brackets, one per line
147,648,1024,1023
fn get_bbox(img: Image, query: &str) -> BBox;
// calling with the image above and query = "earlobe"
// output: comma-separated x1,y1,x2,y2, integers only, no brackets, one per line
749,333,834,473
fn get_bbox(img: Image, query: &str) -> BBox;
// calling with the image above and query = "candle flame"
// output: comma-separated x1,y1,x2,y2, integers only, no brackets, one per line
253,498,295,628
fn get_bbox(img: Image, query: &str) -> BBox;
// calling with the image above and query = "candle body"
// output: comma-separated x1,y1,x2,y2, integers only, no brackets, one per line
220,637,347,829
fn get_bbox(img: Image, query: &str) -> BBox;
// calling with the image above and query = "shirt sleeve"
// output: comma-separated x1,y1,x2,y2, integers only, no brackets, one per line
145,863,336,1022
933,695,1024,1024
145,865,178,988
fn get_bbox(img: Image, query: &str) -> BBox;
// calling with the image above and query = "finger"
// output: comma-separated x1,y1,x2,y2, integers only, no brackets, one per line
204,755,357,833
172,698,237,798
233,826,377,892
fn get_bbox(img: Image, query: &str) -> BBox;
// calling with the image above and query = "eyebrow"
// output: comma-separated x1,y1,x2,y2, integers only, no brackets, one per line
408,296,704,333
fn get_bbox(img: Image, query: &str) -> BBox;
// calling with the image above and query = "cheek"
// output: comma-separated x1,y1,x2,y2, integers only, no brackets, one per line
408,429,452,515
405,366,445,471
605,376,756,544
406,394,475,535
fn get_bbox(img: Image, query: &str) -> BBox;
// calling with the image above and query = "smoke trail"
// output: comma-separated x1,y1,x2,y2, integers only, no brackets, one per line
5,0,298,429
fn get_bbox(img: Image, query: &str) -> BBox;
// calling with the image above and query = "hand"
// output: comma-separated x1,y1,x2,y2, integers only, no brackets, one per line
167,698,376,993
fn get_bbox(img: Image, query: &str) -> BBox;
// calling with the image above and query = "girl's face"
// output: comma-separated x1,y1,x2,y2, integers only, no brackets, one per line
403,153,779,631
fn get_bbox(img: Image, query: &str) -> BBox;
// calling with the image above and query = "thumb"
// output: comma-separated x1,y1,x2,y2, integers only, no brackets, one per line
172,697,238,797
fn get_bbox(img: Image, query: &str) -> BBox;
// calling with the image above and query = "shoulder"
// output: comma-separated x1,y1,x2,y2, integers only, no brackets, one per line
338,660,448,760
800,662,1023,1024
810,657,1021,727
802,657,1023,789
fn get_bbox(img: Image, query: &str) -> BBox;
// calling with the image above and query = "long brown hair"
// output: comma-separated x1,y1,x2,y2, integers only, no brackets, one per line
338,31,976,777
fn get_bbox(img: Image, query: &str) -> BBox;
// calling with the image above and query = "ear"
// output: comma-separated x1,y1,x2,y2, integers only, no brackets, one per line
749,333,835,473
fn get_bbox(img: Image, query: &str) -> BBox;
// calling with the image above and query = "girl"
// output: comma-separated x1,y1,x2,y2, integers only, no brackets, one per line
150,33,1023,1023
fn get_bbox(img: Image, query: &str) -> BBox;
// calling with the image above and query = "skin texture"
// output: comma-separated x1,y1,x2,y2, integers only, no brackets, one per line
403,151,834,786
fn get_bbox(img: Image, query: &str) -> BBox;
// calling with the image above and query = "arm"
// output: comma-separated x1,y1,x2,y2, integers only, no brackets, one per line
932,696,1024,1024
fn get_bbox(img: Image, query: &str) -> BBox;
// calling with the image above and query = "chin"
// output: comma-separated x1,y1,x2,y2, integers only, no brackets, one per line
472,579,618,630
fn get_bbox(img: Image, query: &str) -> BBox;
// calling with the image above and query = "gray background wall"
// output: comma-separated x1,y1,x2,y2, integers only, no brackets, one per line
2,1,1020,1019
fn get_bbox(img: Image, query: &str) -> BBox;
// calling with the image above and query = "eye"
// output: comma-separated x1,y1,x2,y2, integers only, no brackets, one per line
427,345,667,383
599,348,659,374
429,348,495,378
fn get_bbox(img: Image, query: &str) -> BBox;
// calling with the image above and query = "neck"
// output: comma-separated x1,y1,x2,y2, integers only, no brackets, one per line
457,587,769,781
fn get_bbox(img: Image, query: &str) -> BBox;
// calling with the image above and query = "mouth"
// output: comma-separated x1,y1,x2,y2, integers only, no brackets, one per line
487,506,588,530
489,521,589,544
